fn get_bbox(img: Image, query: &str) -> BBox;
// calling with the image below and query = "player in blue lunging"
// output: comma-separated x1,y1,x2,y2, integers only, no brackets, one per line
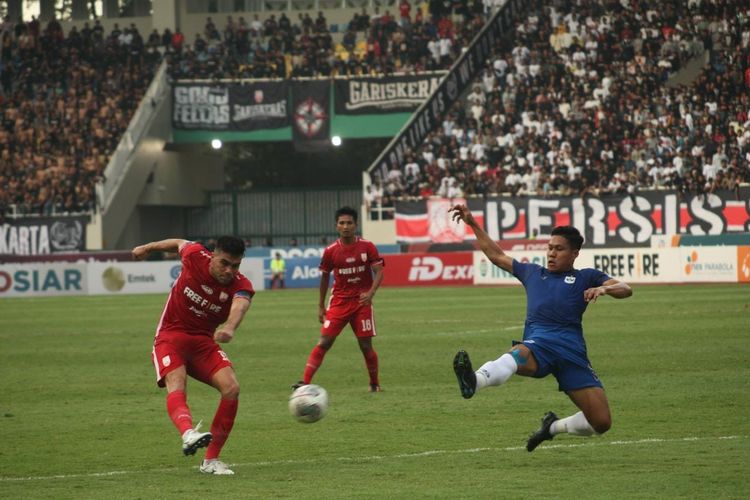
449,204,633,452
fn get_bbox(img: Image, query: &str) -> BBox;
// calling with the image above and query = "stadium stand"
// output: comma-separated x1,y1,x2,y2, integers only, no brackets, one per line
167,2,487,79
0,16,161,217
370,0,750,207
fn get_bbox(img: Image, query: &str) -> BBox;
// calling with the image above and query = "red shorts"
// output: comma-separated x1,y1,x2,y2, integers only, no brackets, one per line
321,296,377,338
152,331,232,388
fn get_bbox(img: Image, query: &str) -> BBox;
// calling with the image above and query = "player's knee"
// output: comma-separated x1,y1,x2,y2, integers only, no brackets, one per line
220,381,240,399
591,414,612,434
318,338,333,350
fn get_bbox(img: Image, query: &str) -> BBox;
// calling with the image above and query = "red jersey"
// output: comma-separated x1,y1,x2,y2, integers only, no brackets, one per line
319,237,384,299
157,242,254,337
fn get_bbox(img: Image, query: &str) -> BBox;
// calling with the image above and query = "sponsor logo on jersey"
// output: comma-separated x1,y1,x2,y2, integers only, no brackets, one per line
346,257,356,263
339,265,366,275
201,285,214,295
189,305,208,317
408,256,472,281
183,286,223,313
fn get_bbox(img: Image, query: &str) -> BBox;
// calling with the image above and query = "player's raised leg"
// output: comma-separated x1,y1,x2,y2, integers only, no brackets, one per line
161,366,213,456
454,346,535,399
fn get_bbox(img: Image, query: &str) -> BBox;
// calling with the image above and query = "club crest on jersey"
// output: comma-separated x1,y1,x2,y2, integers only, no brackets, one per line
564,276,576,284
219,291,229,302
162,355,171,367
361,253,367,262
201,285,214,295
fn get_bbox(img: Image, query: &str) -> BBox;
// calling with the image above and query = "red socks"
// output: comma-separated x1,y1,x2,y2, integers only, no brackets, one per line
166,390,193,435
303,345,328,384
204,398,239,460
363,349,379,386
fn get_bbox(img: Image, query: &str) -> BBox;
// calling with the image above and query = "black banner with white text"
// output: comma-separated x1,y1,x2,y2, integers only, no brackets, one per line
173,82,290,131
1,216,88,255
395,189,750,247
334,73,445,115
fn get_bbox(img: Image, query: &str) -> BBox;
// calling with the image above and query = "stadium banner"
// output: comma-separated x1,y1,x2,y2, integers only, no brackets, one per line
381,252,473,287
738,246,750,283
334,73,444,115
677,246,738,283
366,0,527,181
395,189,750,247
0,263,88,297
172,82,290,131
264,256,330,289
472,246,739,284
0,215,88,256
291,80,330,152
87,261,181,294
576,248,681,283
473,251,547,285
0,250,133,264
403,239,548,254
246,244,400,259
395,198,484,243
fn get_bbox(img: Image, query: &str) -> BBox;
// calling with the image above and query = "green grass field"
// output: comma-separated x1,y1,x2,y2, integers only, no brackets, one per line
1,284,748,499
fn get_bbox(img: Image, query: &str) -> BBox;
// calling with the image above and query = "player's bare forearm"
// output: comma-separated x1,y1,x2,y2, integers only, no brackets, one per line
584,280,633,303
450,204,512,272
359,265,384,305
132,238,188,260
369,264,384,296
215,297,251,342
602,280,633,298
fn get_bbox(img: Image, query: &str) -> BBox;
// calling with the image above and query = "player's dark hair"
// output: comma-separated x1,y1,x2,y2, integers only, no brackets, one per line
551,226,584,250
335,206,358,224
215,235,246,257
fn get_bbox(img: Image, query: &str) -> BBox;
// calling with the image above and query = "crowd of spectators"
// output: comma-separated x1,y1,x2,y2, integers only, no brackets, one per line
166,0,487,79
0,16,161,216
369,0,750,213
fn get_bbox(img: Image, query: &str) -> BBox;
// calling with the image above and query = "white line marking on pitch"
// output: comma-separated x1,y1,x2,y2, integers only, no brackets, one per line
1,435,745,482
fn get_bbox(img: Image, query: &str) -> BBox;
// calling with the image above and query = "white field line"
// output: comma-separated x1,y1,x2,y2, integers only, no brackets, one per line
1,435,745,482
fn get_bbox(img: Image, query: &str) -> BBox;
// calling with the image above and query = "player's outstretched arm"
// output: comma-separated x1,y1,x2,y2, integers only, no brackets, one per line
449,204,513,273
214,296,251,343
583,278,633,303
132,238,189,260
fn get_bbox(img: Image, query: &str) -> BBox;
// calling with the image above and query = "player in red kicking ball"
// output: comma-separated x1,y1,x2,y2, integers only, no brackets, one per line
133,236,253,475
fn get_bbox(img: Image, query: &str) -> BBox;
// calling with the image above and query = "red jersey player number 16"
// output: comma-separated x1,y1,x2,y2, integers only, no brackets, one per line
132,236,254,476
294,206,385,393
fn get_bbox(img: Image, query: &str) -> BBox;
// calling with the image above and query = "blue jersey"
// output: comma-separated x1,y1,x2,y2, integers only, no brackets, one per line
511,260,612,391
512,260,610,345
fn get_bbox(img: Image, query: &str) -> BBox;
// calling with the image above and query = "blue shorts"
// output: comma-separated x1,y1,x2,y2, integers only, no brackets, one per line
512,337,603,392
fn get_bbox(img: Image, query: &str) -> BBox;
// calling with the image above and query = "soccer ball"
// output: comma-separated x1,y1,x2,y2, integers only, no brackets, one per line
289,384,329,423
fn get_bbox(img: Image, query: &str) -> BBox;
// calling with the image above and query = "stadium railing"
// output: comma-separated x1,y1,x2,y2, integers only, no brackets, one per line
96,60,169,213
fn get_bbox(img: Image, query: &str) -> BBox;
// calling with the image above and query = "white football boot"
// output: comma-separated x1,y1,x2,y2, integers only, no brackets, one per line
200,459,235,475
182,420,212,456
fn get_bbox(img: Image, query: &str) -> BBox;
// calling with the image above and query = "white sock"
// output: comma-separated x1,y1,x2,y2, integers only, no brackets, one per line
474,353,518,391
550,411,596,436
